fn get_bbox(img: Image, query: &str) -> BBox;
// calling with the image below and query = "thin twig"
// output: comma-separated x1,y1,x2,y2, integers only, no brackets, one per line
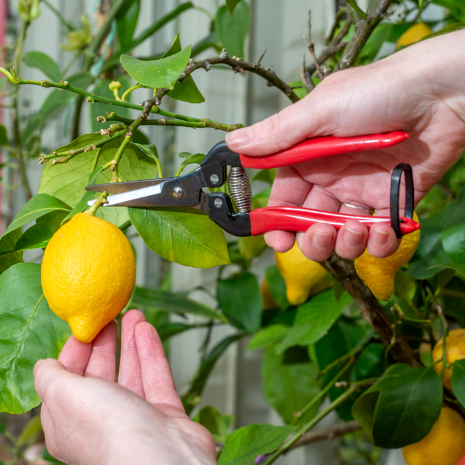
346,0,368,20
154,50,299,105
302,11,324,80
335,0,395,71
289,421,361,450
303,16,352,77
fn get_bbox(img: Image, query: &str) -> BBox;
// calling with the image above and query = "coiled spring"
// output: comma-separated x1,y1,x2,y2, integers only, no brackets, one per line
228,166,252,213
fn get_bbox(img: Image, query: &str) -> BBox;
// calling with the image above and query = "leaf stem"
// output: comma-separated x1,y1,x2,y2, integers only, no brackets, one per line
121,83,143,101
291,359,353,426
346,0,368,19
83,0,127,71
119,220,132,232
262,378,376,465
42,0,76,31
12,20,32,201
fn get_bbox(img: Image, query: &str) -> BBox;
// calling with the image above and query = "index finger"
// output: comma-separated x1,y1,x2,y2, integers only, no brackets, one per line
135,322,186,416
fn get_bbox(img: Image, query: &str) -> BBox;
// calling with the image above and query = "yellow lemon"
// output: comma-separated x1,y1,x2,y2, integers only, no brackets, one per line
41,213,136,343
402,407,465,465
275,241,329,306
261,279,278,310
432,329,465,391
354,212,420,301
396,23,432,49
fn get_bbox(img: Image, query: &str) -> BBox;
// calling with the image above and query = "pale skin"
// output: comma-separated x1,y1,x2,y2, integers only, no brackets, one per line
226,30,465,262
34,310,216,465
34,31,465,464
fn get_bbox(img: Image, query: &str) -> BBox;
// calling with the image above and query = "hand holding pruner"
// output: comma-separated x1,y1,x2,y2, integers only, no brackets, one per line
86,131,420,239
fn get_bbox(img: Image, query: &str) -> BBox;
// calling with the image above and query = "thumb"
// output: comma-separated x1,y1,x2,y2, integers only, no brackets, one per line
225,91,333,156
34,359,68,402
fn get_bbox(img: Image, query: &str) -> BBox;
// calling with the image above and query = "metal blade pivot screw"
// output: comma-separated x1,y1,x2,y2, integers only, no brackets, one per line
210,174,219,184
214,198,223,208
172,187,184,199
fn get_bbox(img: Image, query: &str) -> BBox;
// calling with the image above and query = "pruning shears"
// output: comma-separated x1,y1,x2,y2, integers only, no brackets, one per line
86,131,420,238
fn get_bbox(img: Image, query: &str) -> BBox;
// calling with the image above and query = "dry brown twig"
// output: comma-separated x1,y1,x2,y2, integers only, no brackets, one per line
302,10,324,81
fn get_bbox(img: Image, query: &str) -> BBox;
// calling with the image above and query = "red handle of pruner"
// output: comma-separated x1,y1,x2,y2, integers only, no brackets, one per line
249,206,420,236
239,131,409,169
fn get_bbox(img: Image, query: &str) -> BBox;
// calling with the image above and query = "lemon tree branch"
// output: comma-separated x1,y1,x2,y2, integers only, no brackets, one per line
322,252,422,367
262,378,377,465
104,112,242,132
0,70,240,131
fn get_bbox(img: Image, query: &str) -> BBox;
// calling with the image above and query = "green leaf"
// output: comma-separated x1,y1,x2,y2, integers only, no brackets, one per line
0,263,71,413
23,51,63,82
217,272,261,332
408,205,454,279
193,406,235,443
132,286,227,322
251,169,276,185
116,0,140,49
0,229,23,275
163,35,205,103
41,449,65,464
182,334,244,414
17,415,42,446
176,152,205,175
36,210,70,234
120,45,192,91
104,2,194,70
262,347,321,424
314,319,371,421
350,344,386,382
432,0,465,22
247,324,289,351
252,187,271,209
9,223,53,253
216,1,251,58
157,323,196,341
89,76,132,133
61,167,103,224
226,0,242,15
0,125,8,146
237,235,267,260
452,359,465,408
39,137,159,227
2,194,71,237
357,23,393,64
442,197,465,263
0,422,5,433
21,71,93,141
129,207,230,268
276,291,351,353
218,423,296,465
430,262,465,277
352,364,443,448
265,265,290,310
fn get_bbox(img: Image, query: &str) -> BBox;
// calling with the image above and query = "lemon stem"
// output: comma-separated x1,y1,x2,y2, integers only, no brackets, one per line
85,192,108,216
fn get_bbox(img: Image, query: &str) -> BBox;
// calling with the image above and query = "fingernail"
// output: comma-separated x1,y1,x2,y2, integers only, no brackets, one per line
226,127,252,149
312,231,333,250
345,226,363,247
373,228,389,246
